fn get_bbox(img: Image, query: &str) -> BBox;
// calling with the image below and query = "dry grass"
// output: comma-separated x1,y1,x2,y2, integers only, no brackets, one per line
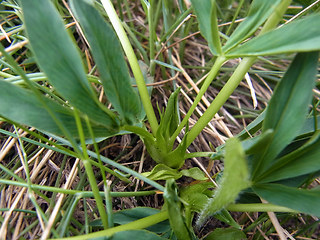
0,1,320,239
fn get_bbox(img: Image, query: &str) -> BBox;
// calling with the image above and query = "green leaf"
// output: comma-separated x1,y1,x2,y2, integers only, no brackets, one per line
213,209,242,229
257,131,320,183
180,182,214,212
0,80,114,137
190,0,222,55
21,0,118,128
157,87,180,141
181,167,208,181
70,0,142,125
252,52,318,178
142,164,182,180
164,179,193,240
293,0,316,7
223,0,281,52
237,110,265,140
297,116,320,137
197,138,250,226
253,183,320,217
227,14,320,57
241,129,273,155
204,228,247,240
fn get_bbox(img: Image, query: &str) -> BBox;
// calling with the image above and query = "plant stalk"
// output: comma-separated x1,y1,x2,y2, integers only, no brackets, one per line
227,203,298,213
148,0,156,76
169,56,226,146
101,0,159,135
186,0,292,146
186,57,256,146
52,211,169,240
74,110,109,229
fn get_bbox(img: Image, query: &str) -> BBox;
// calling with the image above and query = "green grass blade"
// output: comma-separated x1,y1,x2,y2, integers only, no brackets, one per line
253,183,320,217
227,14,320,57
70,0,142,125
252,52,318,178
190,0,222,55
0,80,114,137
21,0,118,128
223,0,281,52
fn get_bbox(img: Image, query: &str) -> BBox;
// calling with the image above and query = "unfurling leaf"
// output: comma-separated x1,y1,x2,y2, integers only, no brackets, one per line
142,164,182,180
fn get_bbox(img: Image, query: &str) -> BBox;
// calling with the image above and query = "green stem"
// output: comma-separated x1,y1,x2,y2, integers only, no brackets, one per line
186,57,256,146
74,110,108,229
105,181,114,228
51,211,169,240
260,0,292,35
0,179,157,197
227,203,298,213
121,125,155,143
186,0,292,146
148,0,156,76
101,0,159,135
122,22,149,65
184,152,215,159
82,159,109,229
169,56,226,146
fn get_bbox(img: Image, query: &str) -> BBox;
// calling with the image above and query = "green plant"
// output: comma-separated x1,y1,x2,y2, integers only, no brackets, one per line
0,0,320,239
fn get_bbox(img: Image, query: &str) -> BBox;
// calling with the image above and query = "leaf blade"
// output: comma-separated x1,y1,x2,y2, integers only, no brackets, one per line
252,52,318,178
0,80,115,137
227,14,320,57
258,132,320,183
70,0,142,124
21,0,117,128
190,0,222,55
223,0,281,52
197,138,250,226
253,183,320,217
